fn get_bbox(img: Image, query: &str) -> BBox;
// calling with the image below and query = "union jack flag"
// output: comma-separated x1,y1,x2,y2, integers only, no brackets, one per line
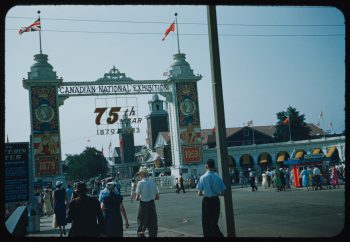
19,18,41,35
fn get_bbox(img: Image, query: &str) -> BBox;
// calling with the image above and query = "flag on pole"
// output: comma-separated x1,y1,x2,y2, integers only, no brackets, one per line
19,18,41,35
247,120,253,126
162,22,175,41
282,117,289,125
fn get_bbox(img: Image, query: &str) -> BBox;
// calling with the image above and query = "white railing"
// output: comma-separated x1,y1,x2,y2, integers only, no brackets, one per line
117,175,176,193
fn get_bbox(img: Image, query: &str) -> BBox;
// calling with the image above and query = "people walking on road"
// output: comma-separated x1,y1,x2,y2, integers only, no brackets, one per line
274,168,282,191
100,182,129,237
300,167,310,191
34,190,43,217
135,167,160,237
53,181,68,237
130,179,137,202
261,171,268,189
66,184,74,203
248,168,258,192
266,169,272,188
196,159,226,237
66,181,105,237
313,166,322,190
280,168,286,191
331,165,340,189
179,173,186,193
175,178,180,193
43,189,53,216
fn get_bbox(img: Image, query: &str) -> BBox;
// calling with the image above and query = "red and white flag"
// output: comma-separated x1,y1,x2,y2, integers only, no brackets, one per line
162,22,175,41
19,18,41,35
282,117,289,125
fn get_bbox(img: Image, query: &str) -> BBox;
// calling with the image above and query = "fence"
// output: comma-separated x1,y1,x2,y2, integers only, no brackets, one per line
118,175,176,193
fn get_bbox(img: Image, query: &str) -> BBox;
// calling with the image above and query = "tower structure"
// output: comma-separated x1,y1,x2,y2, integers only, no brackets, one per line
118,114,135,164
165,53,202,178
22,53,63,178
145,94,169,149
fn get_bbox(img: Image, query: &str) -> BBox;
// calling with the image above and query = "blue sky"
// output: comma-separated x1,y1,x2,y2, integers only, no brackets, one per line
5,5,345,159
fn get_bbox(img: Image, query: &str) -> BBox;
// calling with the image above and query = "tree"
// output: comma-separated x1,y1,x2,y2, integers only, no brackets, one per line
274,106,311,142
64,147,109,181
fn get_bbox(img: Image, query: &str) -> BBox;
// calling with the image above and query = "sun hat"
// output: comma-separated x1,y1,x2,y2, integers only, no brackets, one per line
137,167,148,175
56,181,63,187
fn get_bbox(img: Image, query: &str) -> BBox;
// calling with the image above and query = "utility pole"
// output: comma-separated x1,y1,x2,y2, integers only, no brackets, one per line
207,5,236,237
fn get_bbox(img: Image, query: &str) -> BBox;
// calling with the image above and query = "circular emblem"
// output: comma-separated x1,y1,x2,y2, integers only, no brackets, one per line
35,104,54,122
180,98,196,116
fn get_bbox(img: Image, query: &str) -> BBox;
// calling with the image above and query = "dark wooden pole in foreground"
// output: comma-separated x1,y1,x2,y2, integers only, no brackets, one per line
207,5,236,237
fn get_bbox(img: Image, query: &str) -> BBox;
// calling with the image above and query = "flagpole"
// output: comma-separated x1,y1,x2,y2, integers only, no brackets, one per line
288,115,292,142
175,13,181,54
37,10,42,54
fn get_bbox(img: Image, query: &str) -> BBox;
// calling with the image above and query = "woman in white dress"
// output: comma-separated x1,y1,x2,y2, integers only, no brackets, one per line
43,189,53,216
261,171,268,189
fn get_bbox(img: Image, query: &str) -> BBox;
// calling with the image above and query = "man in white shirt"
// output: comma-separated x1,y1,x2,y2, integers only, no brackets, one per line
313,166,322,190
135,167,160,237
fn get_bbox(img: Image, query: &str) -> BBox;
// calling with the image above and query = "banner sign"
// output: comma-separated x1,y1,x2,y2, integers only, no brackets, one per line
176,82,202,163
182,146,201,164
33,133,60,176
5,142,29,203
95,96,142,135
58,83,170,96
31,86,61,176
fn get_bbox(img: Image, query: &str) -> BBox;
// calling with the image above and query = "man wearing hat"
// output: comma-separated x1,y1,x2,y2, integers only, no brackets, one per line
135,167,160,237
66,182,105,237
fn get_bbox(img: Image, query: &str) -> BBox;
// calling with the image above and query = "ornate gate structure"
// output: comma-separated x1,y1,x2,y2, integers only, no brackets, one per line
23,51,202,180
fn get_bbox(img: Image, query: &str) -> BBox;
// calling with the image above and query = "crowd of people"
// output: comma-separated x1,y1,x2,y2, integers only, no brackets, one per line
26,160,344,237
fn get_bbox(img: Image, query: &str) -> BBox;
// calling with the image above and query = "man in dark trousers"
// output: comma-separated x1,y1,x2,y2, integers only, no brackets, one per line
135,167,160,237
66,182,105,237
248,168,258,192
196,159,226,237
179,173,186,193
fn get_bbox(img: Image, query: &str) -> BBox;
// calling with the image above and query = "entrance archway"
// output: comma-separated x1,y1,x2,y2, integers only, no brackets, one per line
23,52,203,180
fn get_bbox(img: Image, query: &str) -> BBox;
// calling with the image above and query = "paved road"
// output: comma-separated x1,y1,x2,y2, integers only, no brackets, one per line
27,185,346,238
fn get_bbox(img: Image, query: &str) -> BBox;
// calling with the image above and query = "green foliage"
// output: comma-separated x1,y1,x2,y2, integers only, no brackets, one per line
274,106,311,142
63,147,108,181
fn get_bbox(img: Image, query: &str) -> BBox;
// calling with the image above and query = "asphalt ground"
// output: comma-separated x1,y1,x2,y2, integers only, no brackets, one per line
26,184,347,238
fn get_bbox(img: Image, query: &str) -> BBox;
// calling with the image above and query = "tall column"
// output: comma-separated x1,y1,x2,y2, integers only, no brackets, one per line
166,53,202,178
23,53,63,185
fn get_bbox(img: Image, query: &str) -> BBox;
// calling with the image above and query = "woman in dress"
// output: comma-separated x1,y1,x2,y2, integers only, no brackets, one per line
53,181,68,237
274,168,282,191
299,167,310,191
331,166,339,188
100,182,129,237
261,171,268,189
43,189,53,216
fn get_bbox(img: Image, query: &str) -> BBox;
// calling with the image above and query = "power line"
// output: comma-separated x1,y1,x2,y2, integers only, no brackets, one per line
6,28,344,37
7,16,344,27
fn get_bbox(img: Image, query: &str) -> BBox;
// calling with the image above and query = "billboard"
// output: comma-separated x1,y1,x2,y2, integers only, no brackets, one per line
176,82,202,163
5,142,29,203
